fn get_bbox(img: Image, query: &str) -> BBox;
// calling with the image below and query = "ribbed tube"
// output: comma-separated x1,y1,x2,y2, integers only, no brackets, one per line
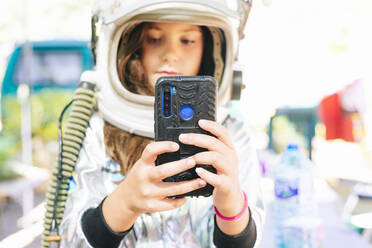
42,82,96,248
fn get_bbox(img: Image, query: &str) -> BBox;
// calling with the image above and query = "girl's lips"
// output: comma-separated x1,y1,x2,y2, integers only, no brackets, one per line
156,71,179,75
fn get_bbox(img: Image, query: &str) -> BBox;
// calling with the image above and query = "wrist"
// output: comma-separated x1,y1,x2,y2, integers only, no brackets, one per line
119,196,141,220
102,192,140,233
118,179,143,217
215,188,245,217
214,190,249,235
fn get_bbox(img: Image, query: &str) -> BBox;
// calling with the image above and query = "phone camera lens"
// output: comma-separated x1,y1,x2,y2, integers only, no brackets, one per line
180,105,194,120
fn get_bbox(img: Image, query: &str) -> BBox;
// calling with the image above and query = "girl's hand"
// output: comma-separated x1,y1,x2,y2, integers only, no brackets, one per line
103,141,206,232
179,119,245,218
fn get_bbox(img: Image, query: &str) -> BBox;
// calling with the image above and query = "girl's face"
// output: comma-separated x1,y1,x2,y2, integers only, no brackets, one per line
141,23,204,87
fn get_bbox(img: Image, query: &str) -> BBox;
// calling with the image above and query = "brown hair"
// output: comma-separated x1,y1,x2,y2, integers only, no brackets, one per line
104,23,153,176
104,23,215,176
104,121,151,176
117,22,154,96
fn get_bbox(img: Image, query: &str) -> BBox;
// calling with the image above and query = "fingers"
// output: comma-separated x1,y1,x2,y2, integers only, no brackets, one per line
179,132,225,153
141,141,179,164
150,157,196,181
193,151,229,174
178,120,234,153
156,178,207,198
198,120,234,149
151,197,187,212
195,167,224,190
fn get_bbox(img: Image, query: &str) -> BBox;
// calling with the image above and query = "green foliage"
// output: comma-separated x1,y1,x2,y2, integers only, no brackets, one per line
1,97,21,138
0,89,73,180
0,135,21,180
29,89,73,140
0,162,21,180
2,89,73,140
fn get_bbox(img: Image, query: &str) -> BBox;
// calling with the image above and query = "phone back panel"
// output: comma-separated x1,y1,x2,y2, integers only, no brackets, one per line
154,76,217,197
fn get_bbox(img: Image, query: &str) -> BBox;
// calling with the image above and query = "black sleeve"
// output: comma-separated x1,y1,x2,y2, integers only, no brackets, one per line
81,197,133,248
213,207,257,248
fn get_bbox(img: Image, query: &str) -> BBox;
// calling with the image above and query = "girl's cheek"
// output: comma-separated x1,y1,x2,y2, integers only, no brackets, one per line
143,42,160,53
145,46,162,57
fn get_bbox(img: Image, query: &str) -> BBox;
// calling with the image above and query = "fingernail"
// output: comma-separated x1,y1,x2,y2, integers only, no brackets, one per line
195,167,202,174
179,134,187,141
199,179,206,186
199,119,207,126
172,143,179,150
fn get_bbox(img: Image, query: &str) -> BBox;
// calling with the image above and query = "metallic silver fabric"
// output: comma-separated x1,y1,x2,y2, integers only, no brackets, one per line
59,114,264,248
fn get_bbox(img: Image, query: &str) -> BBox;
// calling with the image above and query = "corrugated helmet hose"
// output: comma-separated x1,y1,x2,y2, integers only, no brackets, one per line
42,81,96,248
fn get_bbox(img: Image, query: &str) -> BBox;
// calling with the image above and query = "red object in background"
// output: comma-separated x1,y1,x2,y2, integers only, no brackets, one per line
318,92,355,142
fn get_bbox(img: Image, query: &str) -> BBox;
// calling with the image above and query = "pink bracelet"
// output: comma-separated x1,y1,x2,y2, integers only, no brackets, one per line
214,191,248,221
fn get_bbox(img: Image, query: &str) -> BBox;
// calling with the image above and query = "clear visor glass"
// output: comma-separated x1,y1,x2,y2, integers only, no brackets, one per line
115,21,225,97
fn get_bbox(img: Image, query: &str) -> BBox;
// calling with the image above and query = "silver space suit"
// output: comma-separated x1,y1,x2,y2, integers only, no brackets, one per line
59,113,264,247
52,0,265,247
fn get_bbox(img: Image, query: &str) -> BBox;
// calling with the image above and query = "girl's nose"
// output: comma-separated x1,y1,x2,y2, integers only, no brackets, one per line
162,41,179,63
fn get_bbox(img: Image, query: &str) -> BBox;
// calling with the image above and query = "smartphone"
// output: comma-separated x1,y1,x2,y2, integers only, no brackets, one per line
154,76,217,197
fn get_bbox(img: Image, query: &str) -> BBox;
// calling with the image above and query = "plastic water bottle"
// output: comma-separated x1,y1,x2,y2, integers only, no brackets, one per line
273,144,323,248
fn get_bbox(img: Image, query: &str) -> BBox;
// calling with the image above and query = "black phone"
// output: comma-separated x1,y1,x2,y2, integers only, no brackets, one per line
154,76,217,197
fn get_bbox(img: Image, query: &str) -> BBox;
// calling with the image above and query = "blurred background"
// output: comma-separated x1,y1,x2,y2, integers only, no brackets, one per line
0,0,371,247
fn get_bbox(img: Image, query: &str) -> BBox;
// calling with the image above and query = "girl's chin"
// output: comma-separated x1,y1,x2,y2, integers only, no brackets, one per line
151,74,165,85
150,73,181,85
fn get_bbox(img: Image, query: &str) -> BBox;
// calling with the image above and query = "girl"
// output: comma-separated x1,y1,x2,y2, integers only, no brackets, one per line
56,1,264,247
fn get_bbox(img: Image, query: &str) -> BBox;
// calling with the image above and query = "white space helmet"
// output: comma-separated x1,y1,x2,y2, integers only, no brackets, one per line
84,0,252,138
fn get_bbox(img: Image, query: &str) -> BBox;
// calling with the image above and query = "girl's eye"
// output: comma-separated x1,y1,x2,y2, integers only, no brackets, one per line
181,39,195,45
147,37,161,44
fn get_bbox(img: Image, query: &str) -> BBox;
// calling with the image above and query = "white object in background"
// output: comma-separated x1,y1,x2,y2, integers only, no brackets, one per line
17,201,45,228
0,221,43,248
17,83,33,167
0,163,48,217
351,212,372,229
